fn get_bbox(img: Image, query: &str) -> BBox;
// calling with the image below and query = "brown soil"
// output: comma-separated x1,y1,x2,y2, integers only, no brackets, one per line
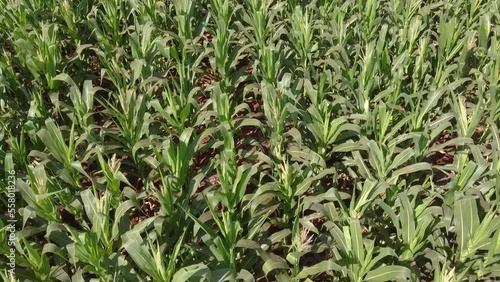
57,205,81,230
426,132,455,184
193,148,217,171
129,196,160,227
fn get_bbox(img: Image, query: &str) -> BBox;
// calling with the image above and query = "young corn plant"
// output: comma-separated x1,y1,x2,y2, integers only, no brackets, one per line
379,192,441,262
258,44,288,86
153,127,210,215
243,0,274,52
183,194,247,279
434,13,467,88
66,229,113,279
13,236,55,281
1,0,500,280
359,40,380,117
348,136,432,185
52,74,99,135
149,77,198,133
36,119,85,187
215,125,235,210
182,123,260,277
167,5,207,96
95,150,131,196
210,0,233,83
211,82,233,126
319,0,353,48
325,218,412,282
266,217,341,281
17,164,61,223
389,0,423,55
261,80,295,160
289,5,315,70
79,188,114,251
101,91,151,157
252,157,333,226
58,0,81,46
355,0,380,43
5,22,58,121
3,130,28,168
135,0,167,28
303,69,360,158
91,0,131,48
128,21,160,84
122,229,188,282
454,196,500,277
13,22,62,91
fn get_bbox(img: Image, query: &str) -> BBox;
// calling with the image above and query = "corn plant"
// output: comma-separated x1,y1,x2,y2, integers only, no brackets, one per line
289,5,315,69
326,218,412,281
101,91,151,156
36,119,85,187
243,0,275,51
90,0,131,48
261,79,297,160
153,127,208,211
12,23,62,90
128,21,160,83
52,74,99,134
303,70,359,157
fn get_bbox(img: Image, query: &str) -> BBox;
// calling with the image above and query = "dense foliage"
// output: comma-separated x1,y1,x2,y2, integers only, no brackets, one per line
1,0,499,281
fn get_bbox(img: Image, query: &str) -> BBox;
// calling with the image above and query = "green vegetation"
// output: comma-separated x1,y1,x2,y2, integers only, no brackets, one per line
1,0,499,281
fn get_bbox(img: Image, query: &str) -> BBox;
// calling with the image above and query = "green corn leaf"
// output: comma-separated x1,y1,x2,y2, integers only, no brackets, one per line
454,196,480,261
37,119,71,166
364,265,411,281
398,193,415,245
122,231,161,280
388,163,432,183
172,264,210,282
294,168,335,196
386,148,414,173
295,260,343,279
350,218,365,266
262,254,289,276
